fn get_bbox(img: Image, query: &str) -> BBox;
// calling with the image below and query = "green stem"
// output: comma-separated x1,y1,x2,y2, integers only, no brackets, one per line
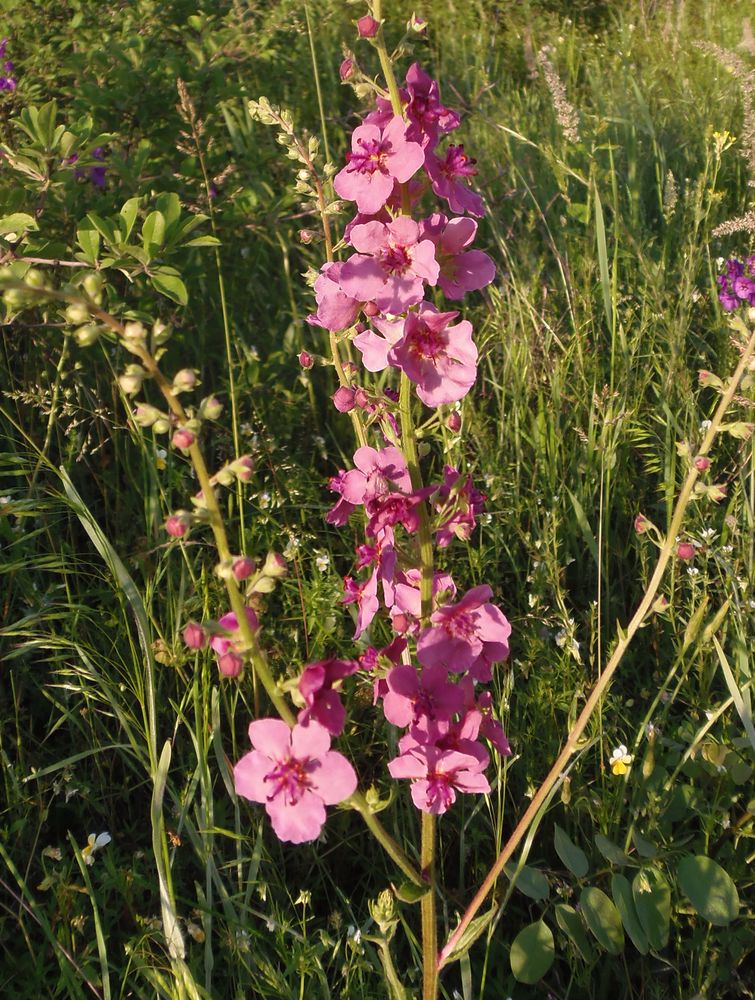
420,812,438,1000
438,323,755,969
399,373,434,616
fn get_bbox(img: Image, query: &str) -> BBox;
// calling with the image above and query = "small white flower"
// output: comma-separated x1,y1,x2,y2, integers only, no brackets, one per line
0,495,11,505
81,832,111,865
259,492,271,509
609,745,632,775
700,419,712,431
315,552,330,573
687,567,700,576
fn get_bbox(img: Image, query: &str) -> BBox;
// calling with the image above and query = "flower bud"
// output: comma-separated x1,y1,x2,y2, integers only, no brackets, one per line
213,465,235,487
354,388,369,409
369,890,399,936
363,301,379,317
708,483,727,503
123,320,146,343
152,417,171,434
231,455,255,482
634,513,650,534
652,594,670,613
693,455,710,471
249,575,276,594
676,542,695,561
153,318,172,344
298,350,314,369
446,411,461,432
333,386,356,412
408,13,427,32
218,651,243,677
341,361,358,378
183,622,207,649
263,551,287,578
199,395,223,420
698,369,723,389
339,58,354,81
74,323,101,347
165,512,191,538
172,427,195,450
298,229,315,244
232,556,255,582
65,302,90,325
357,14,379,37
118,364,146,395
82,272,104,299
172,368,198,393
133,403,162,427
25,268,45,288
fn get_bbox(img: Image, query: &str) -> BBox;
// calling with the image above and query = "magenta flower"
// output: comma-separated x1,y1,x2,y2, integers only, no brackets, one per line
340,217,439,314
432,465,485,547
353,314,405,372
365,63,460,149
340,445,412,507
389,304,478,407
298,657,359,735
342,568,380,638
311,262,362,331
420,214,495,299
388,740,490,814
334,116,425,215
325,469,358,526
234,719,357,843
383,664,464,729
425,144,485,217
417,584,511,679
210,607,260,658
389,569,457,635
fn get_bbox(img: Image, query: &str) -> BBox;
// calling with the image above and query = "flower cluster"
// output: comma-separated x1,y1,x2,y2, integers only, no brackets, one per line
0,38,17,92
717,256,755,311
234,55,512,838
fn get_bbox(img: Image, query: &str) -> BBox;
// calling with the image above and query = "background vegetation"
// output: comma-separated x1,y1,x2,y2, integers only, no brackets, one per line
1,0,753,996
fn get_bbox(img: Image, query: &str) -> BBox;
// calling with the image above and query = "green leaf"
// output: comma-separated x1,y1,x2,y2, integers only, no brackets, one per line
631,830,657,859
393,881,429,904
595,833,629,866
142,210,166,256
151,268,188,306
677,856,740,927
510,921,555,984
0,212,38,235
119,198,140,241
566,489,601,572
580,886,625,954
504,863,550,901
554,904,594,962
76,222,101,264
632,868,671,950
611,874,649,954
442,908,497,966
86,212,118,245
155,191,182,229
183,234,221,247
554,823,589,878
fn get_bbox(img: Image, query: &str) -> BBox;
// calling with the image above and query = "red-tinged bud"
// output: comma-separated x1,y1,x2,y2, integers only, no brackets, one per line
446,412,461,432
231,456,255,482
342,361,358,377
676,542,695,561
698,369,723,389
200,395,223,420
357,14,379,37
354,388,370,409
339,58,354,81
172,427,195,450
363,301,379,317
634,513,650,534
183,622,207,649
409,13,427,32
392,613,409,634
694,456,710,471
263,552,287,578
218,651,243,677
165,512,191,538
298,350,314,370
134,403,162,427
232,556,255,582
708,483,727,502
333,386,356,412
299,229,315,244
172,368,197,393
653,594,669,613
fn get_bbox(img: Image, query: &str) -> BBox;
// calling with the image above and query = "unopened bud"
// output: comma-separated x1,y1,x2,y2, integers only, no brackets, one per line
708,483,727,503
369,890,398,935
634,513,650,534
153,318,172,344
232,556,255,582
118,364,146,395
133,403,162,427
172,427,195,450
333,386,356,412
199,395,223,420
409,13,427,31
74,323,101,347
25,269,45,289
249,575,276,594
339,58,354,81
357,14,379,37
152,417,171,434
354,388,369,409
363,301,379,317
298,350,313,369
341,361,358,378
446,412,461,432
183,622,207,649
299,229,315,244
65,302,90,325
123,320,146,342
698,369,723,389
676,542,695,561
82,272,104,298
693,455,710,471
165,512,191,538
263,551,287,578
218,651,243,678
652,594,670,613
172,368,198,393
231,455,255,482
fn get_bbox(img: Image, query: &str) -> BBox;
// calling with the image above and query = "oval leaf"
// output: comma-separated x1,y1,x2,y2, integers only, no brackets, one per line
595,832,629,866
510,920,555,984
580,886,625,955
151,270,188,306
504,862,550,901
632,868,671,950
677,855,739,927
611,874,649,954
554,903,594,962
554,823,589,878
142,210,166,255
0,212,39,236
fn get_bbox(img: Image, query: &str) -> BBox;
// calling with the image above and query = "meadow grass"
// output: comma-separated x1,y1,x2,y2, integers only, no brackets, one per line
1,1,754,997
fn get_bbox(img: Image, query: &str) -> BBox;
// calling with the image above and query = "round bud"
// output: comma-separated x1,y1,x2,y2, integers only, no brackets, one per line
165,512,191,538
172,427,196,450
218,651,243,678
676,542,695,561
446,412,461,432
357,14,379,37
232,556,255,582
298,350,314,369
65,302,90,325
74,323,101,347
693,456,710,471
172,368,197,393
183,622,207,649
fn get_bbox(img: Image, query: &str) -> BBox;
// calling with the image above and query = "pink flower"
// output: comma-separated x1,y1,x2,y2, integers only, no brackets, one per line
172,427,195,450
420,214,495,299
332,386,356,412
340,445,412,507
366,487,434,537
298,658,359,735
353,314,405,372
232,556,255,582
342,569,380,638
334,116,425,215
417,584,511,680
210,608,260,658
339,58,354,81
388,740,490,814
389,569,456,635
234,719,357,843
340,217,439,314
218,651,243,677
389,304,478,407
183,622,207,649
383,664,464,729
425,144,485,217
325,469,358,526
364,63,460,149
165,512,191,538
311,262,362,332
432,465,485,547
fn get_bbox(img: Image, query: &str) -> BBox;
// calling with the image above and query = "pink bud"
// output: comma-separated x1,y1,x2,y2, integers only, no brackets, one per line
357,14,379,37
676,542,695,561
694,456,710,471
183,622,207,649
634,514,650,534
333,386,356,412
342,361,358,377
172,368,197,392
218,651,243,677
708,483,727,503
200,395,223,420
446,412,461,432
263,552,288,578
298,350,314,370
392,613,409,634
363,301,379,317
232,456,255,482
354,388,370,409
299,229,315,244
165,513,190,538
232,556,255,581
339,58,354,80
172,427,195,450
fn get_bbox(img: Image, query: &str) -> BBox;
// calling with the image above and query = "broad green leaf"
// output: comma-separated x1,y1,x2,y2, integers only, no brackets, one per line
142,210,166,255
554,904,594,962
611,874,649,954
393,881,429,904
580,886,624,954
119,197,140,241
86,212,118,245
183,234,221,247
510,920,555,984
76,223,101,263
0,212,38,235
595,833,629,866
632,868,671,950
504,862,550,901
442,908,497,966
677,856,740,927
151,268,188,306
554,823,589,878
631,829,657,859
155,191,182,228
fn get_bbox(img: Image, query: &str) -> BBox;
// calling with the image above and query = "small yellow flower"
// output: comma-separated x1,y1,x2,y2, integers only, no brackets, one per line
81,832,111,865
155,448,168,471
609,745,632,776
